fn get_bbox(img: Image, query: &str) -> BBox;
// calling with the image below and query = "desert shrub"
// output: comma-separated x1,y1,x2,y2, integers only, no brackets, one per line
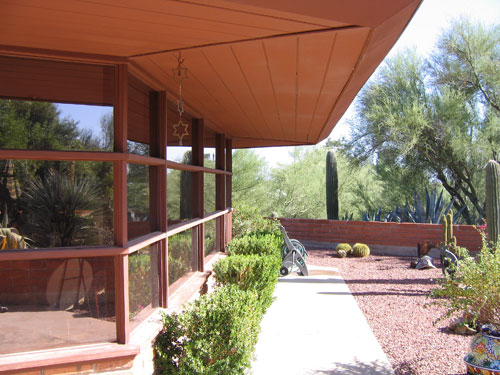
430,238,500,330
213,254,280,311
232,202,281,239
227,233,281,258
154,285,262,375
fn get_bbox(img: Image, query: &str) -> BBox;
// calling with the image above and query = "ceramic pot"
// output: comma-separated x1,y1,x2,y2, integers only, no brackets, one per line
464,329,500,375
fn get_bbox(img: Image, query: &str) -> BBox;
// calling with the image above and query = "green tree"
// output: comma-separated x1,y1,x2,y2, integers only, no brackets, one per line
231,149,269,210
341,19,500,224
267,147,325,218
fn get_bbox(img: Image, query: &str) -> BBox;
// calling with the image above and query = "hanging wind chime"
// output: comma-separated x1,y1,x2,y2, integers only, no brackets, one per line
172,52,189,146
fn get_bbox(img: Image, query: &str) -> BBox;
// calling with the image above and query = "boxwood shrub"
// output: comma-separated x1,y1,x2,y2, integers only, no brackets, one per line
226,233,281,258
155,229,282,375
155,285,262,375
213,254,281,311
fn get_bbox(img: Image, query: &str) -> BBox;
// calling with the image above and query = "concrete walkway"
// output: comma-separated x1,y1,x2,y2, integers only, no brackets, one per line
252,266,394,375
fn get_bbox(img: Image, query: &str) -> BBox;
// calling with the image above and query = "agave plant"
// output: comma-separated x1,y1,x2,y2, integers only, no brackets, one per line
386,189,465,224
341,212,354,221
363,208,382,222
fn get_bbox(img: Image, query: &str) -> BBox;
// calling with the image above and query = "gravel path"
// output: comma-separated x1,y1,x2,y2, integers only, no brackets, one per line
307,250,471,375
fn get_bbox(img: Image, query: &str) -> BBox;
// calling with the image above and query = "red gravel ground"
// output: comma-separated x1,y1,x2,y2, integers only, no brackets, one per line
307,249,471,375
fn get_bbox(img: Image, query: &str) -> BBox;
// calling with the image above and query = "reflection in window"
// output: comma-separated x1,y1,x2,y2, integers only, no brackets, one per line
205,219,217,256
129,244,160,331
127,164,150,222
0,100,113,152
0,160,113,249
167,168,193,223
168,229,195,286
167,146,192,163
204,172,216,214
0,256,116,354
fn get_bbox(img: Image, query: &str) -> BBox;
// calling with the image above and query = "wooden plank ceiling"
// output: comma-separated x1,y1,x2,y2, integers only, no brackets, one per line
0,0,423,148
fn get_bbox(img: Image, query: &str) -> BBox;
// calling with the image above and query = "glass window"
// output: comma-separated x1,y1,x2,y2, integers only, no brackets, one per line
205,219,217,256
0,256,116,354
0,99,113,152
204,172,216,215
167,146,192,163
0,160,113,249
168,228,196,287
129,243,160,331
167,169,193,223
127,163,150,240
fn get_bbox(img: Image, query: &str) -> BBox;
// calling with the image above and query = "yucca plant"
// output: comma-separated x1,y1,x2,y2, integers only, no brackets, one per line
23,172,100,247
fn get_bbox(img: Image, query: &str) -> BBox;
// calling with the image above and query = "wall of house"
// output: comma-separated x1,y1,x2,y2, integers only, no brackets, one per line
279,218,483,257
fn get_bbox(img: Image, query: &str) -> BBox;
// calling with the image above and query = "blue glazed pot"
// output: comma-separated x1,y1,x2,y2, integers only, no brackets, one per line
464,330,500,374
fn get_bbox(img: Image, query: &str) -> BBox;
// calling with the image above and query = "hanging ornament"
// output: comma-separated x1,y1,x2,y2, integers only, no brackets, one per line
172,52,189,146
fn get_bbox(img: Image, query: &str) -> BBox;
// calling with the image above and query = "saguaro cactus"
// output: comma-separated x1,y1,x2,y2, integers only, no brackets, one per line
326,150,339,220
485,160,500,245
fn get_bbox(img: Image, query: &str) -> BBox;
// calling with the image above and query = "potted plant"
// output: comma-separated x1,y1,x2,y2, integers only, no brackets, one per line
430,236,500,374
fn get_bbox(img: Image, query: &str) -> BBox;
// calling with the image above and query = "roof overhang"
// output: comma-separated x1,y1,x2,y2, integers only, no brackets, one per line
0,0,423,148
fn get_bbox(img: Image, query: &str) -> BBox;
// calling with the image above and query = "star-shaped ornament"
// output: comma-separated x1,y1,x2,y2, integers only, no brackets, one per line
172,62,188,85
173,118,189,146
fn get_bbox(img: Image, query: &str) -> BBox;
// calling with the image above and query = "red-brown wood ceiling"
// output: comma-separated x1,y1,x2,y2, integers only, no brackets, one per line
0,0,422,148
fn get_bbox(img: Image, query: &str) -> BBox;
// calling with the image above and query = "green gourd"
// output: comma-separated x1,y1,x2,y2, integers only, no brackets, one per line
326,150,339,220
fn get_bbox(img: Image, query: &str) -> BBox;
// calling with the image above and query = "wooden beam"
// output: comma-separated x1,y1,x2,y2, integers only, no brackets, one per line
215,134,226,211
226,139,233,209
0,44,127,65
113,63,129,344
166,210,229,237
192,118,205,271
166,160,231,174
216,134,226,252
0,232,167,261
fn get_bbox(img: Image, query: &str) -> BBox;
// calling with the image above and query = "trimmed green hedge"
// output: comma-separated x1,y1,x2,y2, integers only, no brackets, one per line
226,233,281,257
213,254,281,311
155,285,261,375
154,231,282,375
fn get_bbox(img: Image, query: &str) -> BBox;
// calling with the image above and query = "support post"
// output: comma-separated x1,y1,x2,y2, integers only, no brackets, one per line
192,118,205,271
149,90,169,307
113,63,129,344
216,134,225,251
225,139,233,246
226,139,232,209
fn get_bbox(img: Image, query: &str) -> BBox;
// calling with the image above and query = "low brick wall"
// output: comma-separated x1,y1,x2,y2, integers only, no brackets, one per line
279,218,482,257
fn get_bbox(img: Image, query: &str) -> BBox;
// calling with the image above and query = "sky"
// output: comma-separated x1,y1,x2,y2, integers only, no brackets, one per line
57,0,500,166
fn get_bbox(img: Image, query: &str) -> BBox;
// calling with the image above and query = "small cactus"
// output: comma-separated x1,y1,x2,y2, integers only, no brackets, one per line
336,243,352,255
442,214,448,244
352,243,370,257
337,249,347,258
446,212,453,243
